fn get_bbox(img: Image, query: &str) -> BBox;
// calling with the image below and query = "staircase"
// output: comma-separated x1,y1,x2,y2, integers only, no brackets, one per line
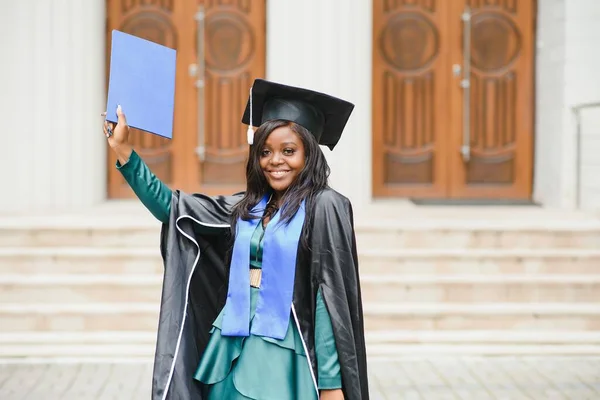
356,206,600,357
0,203,599,360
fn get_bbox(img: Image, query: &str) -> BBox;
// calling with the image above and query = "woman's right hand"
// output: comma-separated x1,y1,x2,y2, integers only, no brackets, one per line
103,104,133,164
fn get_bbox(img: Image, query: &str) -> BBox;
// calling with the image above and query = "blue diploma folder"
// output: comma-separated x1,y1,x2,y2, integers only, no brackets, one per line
105,30,177,139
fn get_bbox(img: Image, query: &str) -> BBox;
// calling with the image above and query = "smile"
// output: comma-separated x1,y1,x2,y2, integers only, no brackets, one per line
267,170,290,178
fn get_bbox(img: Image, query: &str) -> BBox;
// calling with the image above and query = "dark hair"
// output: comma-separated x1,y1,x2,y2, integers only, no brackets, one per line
231,119,331,239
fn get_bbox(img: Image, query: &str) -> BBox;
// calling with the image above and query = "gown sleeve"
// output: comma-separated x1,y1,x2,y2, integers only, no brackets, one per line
315,288,342,390
116,150,173,224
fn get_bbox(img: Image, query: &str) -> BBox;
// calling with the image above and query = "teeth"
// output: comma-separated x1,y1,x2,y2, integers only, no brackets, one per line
271,171,287,176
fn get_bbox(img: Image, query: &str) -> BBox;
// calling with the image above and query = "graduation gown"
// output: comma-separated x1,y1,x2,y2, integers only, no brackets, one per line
151,188,369,400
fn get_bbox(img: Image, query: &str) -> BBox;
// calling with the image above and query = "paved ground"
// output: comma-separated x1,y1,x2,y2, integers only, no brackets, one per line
0,357,599,399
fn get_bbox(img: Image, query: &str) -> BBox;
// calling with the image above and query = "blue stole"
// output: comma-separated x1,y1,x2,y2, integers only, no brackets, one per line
221,195,306,340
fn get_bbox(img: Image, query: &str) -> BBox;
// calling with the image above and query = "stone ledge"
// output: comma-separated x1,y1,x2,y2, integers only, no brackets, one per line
363,302,600,316
1,246,599,257
366,330,600,344
360,248,600,258
1,302,599,316
4,273,600,285
366,344,600,356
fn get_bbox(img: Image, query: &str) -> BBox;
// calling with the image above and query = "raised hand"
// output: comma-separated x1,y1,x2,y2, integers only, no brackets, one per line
102,105,133,164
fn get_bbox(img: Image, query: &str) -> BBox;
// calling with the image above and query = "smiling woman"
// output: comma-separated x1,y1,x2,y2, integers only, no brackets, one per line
102,79,369,400
259,123,306,196
257,122,308,197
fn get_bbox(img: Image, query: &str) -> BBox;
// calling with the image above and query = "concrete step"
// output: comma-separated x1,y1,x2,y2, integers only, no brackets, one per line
362,303,600,331
356,221,600,250
360,248,600,275
6,330,600,346
0,332,156,358
2,331,600,358
0,275,163,304
2,220,600,250
3,274,600,304
3,344,600,359
2,302,600,332
360,275,600,303
2,247,600,275
0,303,160,332
365,344,600,356
0,226,160,248
365,330,600,345
0,248,163,275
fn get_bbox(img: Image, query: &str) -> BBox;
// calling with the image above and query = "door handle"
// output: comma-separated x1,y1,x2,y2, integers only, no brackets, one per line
194,6,206,162
460,6,472,162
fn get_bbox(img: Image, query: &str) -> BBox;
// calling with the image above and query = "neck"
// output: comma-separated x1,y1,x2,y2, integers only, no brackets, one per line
272,191,284,206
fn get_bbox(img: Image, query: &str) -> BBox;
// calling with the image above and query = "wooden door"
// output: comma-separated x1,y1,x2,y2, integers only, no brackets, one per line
372,0,535,200
186,0,266,196
448,0,534,199
106,0,192,198
372,0,452,198
106,0,265,198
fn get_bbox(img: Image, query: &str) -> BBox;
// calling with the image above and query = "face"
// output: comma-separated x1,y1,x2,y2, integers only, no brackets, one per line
259,125,306,198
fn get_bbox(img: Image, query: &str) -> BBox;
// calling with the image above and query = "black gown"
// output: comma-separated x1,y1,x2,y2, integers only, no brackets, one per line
151,189,369,400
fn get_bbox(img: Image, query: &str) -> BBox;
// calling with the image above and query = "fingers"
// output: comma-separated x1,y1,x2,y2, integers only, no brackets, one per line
102,119,115,138
116,104,128,127
101,106,125,140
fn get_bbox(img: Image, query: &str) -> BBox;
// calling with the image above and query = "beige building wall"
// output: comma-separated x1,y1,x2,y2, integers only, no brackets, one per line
266,0,374,207
534,0,600,212
0,0,597,213
0,0,106,214
533,0,567,209
564,0,600,212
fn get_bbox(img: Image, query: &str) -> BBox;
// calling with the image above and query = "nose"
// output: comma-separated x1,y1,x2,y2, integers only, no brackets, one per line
270,152,284,165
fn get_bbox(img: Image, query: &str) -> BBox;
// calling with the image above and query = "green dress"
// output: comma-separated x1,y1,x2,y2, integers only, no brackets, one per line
117,150,342,399
194,221,323,399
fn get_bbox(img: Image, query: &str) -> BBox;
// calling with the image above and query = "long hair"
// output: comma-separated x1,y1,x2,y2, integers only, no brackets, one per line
231,119,331,243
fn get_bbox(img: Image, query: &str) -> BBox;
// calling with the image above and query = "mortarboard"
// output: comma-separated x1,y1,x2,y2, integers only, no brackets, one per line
241,79,354,150
105,30,176,139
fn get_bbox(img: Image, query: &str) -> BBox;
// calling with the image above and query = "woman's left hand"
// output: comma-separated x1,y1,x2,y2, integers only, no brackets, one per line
320,389,344,400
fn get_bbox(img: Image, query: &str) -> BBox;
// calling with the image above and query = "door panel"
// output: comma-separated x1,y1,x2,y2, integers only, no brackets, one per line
373,0,451,198
188,0,266,195
106,0,265,198
372,0,535,200
448,0,534,199
106,0,192,198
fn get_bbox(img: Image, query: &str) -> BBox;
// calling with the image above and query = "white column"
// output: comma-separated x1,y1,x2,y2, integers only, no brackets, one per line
564,0,600,212
535,0,600,211
266,0,373,207
533,0,567,208
0,0,106,214
578,110,600,211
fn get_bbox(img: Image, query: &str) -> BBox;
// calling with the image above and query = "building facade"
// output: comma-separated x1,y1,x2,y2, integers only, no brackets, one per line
1,0,599,214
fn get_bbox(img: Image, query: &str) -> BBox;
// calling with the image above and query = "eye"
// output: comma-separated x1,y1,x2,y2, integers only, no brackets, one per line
283,148,295,156
260,149,271,157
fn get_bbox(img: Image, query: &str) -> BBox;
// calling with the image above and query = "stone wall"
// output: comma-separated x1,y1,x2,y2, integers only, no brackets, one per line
0,0,106,214
534,0,600,212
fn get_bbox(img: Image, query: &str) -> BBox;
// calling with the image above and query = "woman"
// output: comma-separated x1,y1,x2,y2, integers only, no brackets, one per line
103,79,369,400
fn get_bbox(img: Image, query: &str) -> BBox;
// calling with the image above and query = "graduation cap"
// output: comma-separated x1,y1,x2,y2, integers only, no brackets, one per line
241,79,354,150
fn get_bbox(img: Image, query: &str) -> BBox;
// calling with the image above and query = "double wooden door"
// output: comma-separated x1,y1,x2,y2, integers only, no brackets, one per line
106,0,265,198
372,0,535,199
